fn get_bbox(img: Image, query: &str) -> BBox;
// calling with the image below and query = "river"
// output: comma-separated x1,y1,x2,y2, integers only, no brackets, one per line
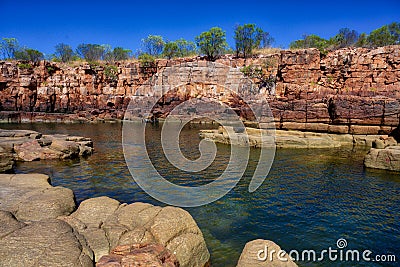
2,122,399,266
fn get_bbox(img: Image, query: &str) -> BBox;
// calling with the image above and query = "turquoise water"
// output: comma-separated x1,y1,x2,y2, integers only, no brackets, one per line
3,123,399,266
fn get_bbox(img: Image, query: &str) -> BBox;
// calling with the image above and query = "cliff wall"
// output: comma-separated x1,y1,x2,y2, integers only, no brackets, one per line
0,46,399,134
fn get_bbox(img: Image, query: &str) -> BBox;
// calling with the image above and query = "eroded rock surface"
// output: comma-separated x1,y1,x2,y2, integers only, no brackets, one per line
200,126,388,149
0,129,93,172
1,46,399,132
0,173,210,267
0,173,76,221
364,137,400,171
61,197,210,267
0,218,94,267
237,239,297,267
96,244,179,267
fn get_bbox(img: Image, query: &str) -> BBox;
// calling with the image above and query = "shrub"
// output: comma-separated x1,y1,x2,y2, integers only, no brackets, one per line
104,65,118,82
138,53,155,67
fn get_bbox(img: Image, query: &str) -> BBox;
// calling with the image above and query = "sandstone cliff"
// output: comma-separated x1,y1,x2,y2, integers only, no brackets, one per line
0,46,399,134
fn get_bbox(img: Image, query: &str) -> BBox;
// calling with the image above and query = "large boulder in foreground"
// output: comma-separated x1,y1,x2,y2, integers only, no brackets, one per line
0,173,76,221
62,197,210,267
0,173,210,267
0,216,93,267
97,244,179,267
237,239,297,267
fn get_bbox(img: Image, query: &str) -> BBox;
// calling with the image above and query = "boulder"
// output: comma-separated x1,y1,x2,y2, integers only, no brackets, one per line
0,129,93,170
96,244,179,267
0,219,93,267
0,174,76,221
63,199,210,266
364,146,400,171
237,239,297,267
14,139,43,161
50,139,80,158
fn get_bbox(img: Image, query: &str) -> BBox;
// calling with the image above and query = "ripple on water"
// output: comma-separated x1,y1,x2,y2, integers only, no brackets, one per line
4,123,400,267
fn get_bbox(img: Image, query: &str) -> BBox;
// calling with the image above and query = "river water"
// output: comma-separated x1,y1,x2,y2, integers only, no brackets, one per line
3,122,399,266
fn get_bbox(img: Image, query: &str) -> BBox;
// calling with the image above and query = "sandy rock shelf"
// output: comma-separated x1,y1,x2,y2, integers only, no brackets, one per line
0,129,94,172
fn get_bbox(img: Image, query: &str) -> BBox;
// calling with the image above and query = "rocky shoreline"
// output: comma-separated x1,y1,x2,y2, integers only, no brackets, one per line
0,173,296,267
0,129,93,172
200,126,400,172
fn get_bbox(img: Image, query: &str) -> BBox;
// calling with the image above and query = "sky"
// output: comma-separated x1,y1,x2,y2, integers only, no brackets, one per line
1,0,399,56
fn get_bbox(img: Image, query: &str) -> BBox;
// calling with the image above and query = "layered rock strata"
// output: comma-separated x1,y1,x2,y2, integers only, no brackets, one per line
0,129,93,172
0,46,399,134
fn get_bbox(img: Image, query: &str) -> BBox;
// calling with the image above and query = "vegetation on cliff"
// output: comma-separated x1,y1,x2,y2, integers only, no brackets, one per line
290,22,400,54
1,22,399,63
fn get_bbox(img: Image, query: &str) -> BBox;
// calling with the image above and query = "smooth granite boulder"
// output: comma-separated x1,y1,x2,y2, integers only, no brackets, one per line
62,199,210,267
0,174,76,221
237,239,297,267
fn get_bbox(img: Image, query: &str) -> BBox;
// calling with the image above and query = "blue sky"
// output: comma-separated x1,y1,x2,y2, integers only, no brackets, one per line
1,0,399,56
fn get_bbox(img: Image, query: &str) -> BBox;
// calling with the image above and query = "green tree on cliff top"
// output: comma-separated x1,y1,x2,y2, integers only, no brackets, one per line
234,24,267,58
195,27,228,61
14,48,44,62
0,38,20,59
76,43,106,62
290,34,330,54
366,22,400,47
330,28,359,49
54,43,74,62
141,35,165,57
163,38,196,59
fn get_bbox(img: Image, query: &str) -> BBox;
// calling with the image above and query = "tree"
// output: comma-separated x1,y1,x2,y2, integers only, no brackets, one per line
259,31,274,48
103,47,131,62
331,28,359,48
0,37,19,59
234,24,265,58
141,35,165,57
355,33,368,47
163,42,179,59
14,48,44,62
175,38,196,57
138,53,155,67
290,34,329,54
54,43,74,62
367,22,400,47
112,47,131,61
195,27,227,61
163,38,196,59
76,43,105,62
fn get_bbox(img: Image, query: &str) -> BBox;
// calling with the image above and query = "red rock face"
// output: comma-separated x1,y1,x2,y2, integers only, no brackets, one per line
0,46,399,133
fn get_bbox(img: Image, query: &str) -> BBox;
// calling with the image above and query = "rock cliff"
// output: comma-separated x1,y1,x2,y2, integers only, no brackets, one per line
0,46,399,134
